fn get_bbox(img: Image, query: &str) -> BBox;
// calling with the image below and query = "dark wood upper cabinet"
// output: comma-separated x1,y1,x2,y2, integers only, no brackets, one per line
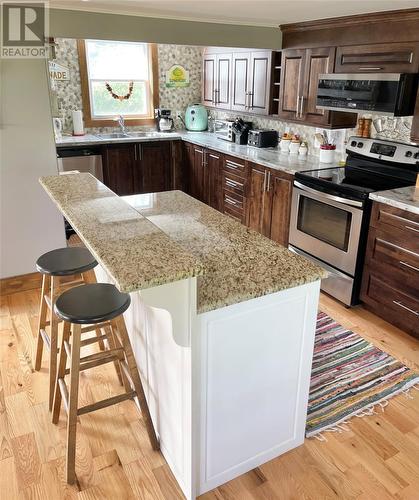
102,143,137,196
278,49,305,121
335,42,419,73
278,47,357,128
231,53,250,112
302,47,335,125
137,141,171,194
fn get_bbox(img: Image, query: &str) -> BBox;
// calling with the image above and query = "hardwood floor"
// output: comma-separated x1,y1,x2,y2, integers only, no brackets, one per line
0,286,418,499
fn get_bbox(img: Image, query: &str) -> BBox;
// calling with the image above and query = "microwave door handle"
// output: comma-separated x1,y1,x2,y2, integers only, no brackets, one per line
294,181,363,208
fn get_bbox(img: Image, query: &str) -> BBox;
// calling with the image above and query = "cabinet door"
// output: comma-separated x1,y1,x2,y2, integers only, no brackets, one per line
278,49,305,121
301,47,335,126
206,149,223,211
246,164,271,237
202,53,216,107
137,141,171,194
335,42,419,73
102,143,136,196
215,53,232,109
268,172,292,247
189,146,208,203
231,53,251,112
249,51,272,115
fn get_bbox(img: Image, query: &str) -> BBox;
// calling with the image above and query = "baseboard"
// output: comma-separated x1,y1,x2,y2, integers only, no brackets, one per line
0,272,42,296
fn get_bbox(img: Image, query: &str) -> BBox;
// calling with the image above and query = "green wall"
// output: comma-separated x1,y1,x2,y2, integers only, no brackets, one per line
49,9,282,49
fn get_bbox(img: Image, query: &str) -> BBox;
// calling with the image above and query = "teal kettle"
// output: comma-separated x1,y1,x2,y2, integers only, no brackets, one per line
185,104,208,131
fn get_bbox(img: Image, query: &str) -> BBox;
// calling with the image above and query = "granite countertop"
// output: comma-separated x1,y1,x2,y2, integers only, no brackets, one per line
124,190,327,313
39,173,203,292
369,186,419,215
40,173,326,313
57,131,332,175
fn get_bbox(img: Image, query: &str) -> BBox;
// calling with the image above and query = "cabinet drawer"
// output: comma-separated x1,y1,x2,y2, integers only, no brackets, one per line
223,202,246,224
361,272,418,336
222,171,246,196
223,155,247,177
223,190,245,212
366,228,419,295
370,203,419,250
335,42,419,73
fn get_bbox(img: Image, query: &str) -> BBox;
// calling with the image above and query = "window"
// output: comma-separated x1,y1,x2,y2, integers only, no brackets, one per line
78,39,158,127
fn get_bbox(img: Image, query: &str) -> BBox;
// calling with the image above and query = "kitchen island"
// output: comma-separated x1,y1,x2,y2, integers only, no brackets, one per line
40,173,326,499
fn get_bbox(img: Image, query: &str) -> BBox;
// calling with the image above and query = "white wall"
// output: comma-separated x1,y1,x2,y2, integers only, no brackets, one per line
0,58,66,279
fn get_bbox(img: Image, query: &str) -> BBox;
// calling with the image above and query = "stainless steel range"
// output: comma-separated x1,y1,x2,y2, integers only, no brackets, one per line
289,137,419,306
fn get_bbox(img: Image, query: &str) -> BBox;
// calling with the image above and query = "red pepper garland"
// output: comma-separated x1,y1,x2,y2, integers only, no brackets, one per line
105,81,134,101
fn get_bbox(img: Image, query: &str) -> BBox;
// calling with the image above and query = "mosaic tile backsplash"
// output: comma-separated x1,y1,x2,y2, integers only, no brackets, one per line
52,38,413,156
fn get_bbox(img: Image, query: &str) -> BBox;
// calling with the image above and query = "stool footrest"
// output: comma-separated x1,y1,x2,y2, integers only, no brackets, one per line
81,322,110,334
39,329,51,351
58,378,69,414
80,334,108,347
77,391,135,416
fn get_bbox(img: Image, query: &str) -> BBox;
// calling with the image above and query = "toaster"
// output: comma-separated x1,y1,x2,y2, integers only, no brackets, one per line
247,129,279,148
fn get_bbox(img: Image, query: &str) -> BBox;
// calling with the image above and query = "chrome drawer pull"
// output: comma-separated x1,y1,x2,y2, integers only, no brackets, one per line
225,160,243,169
225,196,240,207
225,179,242,189
399,261,419,273
209,154,219,159
392,300,419,316
358,66,383,71
405,225,419,233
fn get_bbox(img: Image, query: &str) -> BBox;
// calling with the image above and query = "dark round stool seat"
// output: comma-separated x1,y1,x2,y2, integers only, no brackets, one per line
36,247,97,276
54,283,131,325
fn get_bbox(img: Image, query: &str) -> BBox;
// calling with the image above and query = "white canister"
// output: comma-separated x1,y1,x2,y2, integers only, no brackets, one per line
298,143,308,156
72,110,85,136
280,139,291,152
289,141,300,155
319,145,336,164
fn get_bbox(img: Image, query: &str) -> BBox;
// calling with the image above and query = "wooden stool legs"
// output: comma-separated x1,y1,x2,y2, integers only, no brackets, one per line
52,314,159,484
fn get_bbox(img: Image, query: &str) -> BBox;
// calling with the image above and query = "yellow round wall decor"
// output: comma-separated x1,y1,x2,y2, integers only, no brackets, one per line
165,64,190,88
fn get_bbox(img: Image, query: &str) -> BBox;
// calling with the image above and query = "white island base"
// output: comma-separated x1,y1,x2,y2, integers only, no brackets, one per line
96,267,320,499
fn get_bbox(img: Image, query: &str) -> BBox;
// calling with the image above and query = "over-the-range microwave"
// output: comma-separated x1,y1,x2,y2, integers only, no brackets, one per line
316,73,418,116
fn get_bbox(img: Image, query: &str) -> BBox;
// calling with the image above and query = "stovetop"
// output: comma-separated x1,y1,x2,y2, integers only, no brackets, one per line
295,137,419,203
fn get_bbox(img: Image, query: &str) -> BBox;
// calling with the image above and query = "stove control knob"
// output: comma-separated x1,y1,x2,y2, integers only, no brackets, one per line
350,140,357,147
357,142,364,148
414,152,419,159
405,151,413,158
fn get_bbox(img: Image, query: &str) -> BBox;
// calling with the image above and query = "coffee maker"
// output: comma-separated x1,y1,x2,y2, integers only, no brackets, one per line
155,109,174,132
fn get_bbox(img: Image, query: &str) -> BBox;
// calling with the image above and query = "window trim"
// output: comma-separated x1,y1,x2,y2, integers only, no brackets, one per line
77,39,159,128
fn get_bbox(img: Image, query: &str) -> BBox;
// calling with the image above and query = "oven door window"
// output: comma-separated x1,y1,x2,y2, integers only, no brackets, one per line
297,196,352,251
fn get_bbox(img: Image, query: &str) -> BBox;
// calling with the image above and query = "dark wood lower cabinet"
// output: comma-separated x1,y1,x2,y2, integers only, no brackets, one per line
102,141,172,196
247,164,292,246
360,202,419,338
102,143,138,196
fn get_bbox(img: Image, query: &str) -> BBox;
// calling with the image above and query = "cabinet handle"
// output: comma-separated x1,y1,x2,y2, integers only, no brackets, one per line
138,144,142,161
266,171,271,192
392,300,419,316
225,196,239,207
299,96,304,118
249,92,254,109
209,154,219,159
263,170,267,192
134,144,137,161
225,160,242,169
225,179,242,189
296,95,300,117
358,66,383,71
244,91,249,110
212,89,216,105
399,261,419,273
405,225,419,233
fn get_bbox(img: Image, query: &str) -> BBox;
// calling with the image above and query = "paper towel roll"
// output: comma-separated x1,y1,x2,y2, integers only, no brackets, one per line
72,110,84,136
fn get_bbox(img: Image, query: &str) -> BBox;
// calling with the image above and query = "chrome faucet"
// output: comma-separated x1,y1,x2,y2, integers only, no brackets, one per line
116,115,126,135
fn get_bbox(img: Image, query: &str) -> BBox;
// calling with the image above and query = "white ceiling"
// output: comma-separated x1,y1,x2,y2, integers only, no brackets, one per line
48,0,419,27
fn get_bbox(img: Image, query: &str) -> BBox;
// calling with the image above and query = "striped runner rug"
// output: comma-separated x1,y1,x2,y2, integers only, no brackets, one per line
306,311,419,438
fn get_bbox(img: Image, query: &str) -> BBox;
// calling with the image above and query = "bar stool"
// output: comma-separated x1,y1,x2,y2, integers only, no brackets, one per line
34,247,103,411
52,283,159,484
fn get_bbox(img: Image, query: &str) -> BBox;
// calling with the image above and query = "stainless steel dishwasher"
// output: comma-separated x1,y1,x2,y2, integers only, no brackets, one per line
56,146,103,181
56,146,103,239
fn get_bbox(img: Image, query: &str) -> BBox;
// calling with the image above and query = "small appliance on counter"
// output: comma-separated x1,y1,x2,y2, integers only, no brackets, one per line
214,119,235,141
248,129,278,148
184,104,208,131
155,108,174,132
232,118,252,145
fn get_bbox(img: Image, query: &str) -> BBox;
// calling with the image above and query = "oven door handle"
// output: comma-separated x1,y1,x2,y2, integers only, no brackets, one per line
293,181,363,208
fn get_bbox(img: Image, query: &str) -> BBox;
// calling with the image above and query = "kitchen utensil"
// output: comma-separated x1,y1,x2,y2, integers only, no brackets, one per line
315,133,325,145
184,104,208,131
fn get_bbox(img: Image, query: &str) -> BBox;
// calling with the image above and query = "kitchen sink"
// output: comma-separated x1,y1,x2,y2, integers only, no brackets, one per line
127,131,160,138
97,132,130,139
